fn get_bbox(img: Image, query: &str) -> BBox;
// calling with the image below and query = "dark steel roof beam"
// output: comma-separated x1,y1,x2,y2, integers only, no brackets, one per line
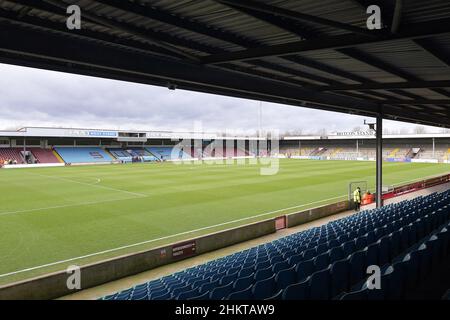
313,80,450,91
40,0,200,62
0,10,188,60
216,0,378,36
413,38,450,68
0,22,383,115
377,99,450,105
91,0,261,48
0,23,450,127
202,17,450,64
390,0,403,33
338,47,450,99
214,1,314,39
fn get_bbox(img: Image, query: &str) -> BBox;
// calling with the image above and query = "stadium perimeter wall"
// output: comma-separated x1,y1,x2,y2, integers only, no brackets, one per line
0,218,276,300
286,200,350,228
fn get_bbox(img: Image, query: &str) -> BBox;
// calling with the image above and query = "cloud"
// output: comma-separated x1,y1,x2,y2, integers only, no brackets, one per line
0,63,444,134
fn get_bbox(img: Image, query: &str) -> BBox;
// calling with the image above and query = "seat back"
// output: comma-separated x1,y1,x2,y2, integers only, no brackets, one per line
252,275,276,300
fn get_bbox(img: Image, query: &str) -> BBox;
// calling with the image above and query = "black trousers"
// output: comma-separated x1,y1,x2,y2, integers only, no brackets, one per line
354,201,361,211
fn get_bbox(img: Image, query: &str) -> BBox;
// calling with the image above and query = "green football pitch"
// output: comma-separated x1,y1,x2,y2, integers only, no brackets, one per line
0,159,449,285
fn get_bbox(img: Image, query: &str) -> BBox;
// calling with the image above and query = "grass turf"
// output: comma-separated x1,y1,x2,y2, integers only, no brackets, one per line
0,158,449,285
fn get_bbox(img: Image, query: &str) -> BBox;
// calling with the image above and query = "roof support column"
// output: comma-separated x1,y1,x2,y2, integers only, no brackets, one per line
376,114,383,208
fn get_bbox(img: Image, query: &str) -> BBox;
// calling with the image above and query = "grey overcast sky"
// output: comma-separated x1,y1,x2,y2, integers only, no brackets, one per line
0,63,446,134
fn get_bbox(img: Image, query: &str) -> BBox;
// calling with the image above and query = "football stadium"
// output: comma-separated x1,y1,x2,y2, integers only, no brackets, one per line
0,0,450,307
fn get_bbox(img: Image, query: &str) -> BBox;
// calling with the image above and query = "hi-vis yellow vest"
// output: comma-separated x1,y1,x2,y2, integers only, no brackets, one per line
353,189,361,202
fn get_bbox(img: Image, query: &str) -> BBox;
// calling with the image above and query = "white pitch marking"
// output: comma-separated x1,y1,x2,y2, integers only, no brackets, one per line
0,196,143,217
1,173,448,278
0,194,347,278
26,173,146,197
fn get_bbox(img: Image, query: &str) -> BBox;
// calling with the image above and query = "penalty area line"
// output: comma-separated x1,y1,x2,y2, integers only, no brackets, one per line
26,172,147,197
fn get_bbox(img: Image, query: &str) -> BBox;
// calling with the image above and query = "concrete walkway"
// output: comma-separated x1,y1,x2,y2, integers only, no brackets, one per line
62,182,450,300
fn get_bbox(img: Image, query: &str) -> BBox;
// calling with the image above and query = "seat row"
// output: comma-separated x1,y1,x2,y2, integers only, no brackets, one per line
101,191,450,300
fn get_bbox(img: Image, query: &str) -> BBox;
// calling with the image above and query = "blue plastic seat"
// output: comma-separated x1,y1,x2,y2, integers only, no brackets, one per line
314,252,329,271
177,288,200,300
416,243,432,282
365,242,378,266
382,266,403,299
238,266,254,278
330,258,350,298
254,267,274,282
437,226,449,261
252,275,276,300
270,255,284,265
227,285,253,300
149,288,169,300
192,278,210,289
272,261,290,274
275,266,297,290
316,243,328,255
309,267,331,300
296,259,314,282
265,289,283,300
407,223,417,246
152,291,172,300
349,250,366,285
199,279,219,294
209,282,234,300
283,277,310,300
378,236,391,266
329,246,344,263
390,230,402,258
232,273,255,293
255,260,271,271
187,291,210,300
288,253,303,266
130,290,149,300
365,231,376,244
220,271,238,286
172,284,192,297
303,248,316,261
341,240,355,257
227,267,241,275
339,288,367,300
426,235,441,269
355,236,367,251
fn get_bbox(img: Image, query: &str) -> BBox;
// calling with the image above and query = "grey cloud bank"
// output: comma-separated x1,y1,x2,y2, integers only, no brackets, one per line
0,63,444,134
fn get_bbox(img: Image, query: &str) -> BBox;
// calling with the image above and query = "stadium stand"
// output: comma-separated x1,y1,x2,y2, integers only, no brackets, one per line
212,147,247,158
0,148,24,164
280,143,450,162
54,147,114,163
128,148,159,162
107,148,133,163
100,191,450,300
29,148,61,164
147,147,191,160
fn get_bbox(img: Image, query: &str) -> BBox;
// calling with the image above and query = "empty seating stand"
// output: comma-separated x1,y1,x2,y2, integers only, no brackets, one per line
108,149,133,162
0,148,24,164
147,147,191,160
101,191,450,300
54,147,113,163
29,148,60,163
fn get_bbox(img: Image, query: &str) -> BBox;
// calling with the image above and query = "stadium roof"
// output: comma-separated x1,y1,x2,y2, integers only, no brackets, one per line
1,0,450,127
0,126,265,140
1,126,450,141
